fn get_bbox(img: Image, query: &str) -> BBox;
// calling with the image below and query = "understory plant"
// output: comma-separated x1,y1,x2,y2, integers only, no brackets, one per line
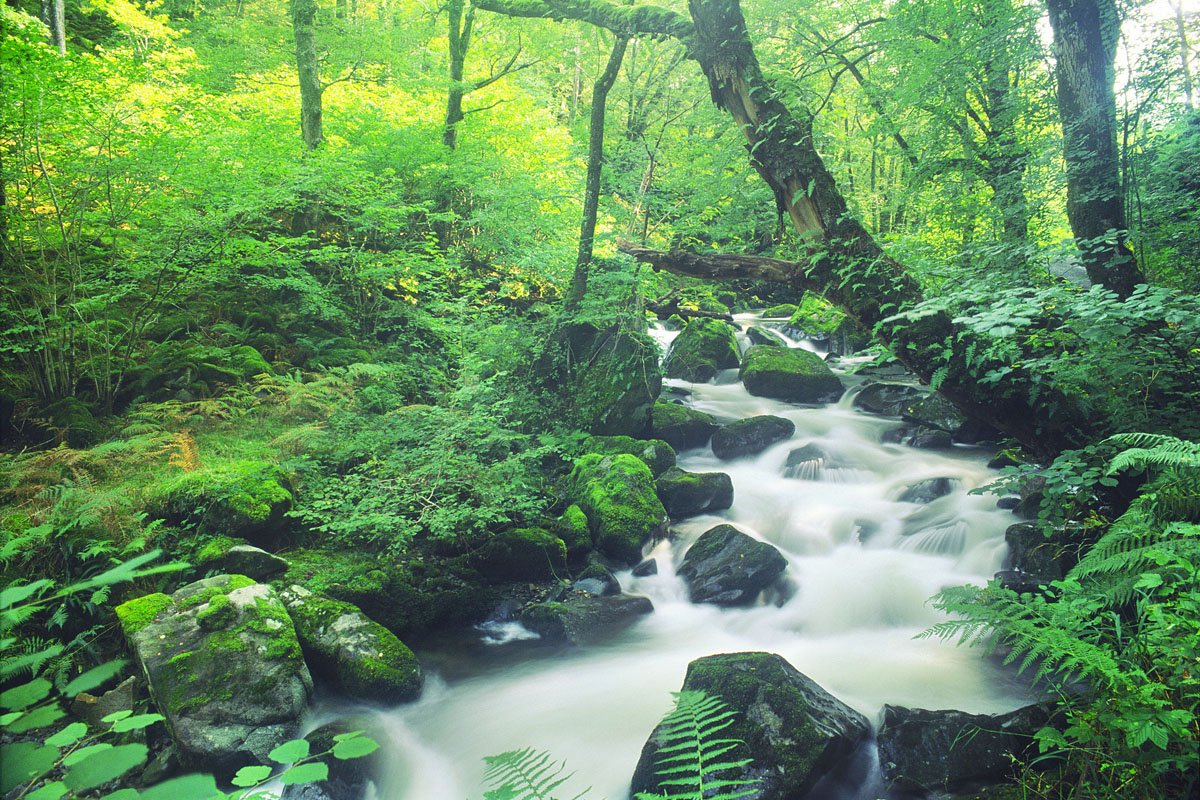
924,433,1200,799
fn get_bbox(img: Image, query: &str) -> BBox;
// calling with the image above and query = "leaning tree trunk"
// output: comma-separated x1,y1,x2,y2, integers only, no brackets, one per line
1045,0,1144,298
568,34,629,308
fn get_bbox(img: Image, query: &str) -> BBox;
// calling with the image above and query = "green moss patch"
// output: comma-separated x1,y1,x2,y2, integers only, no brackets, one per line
152,461,293,546
115,593,173,635
566,454,666,565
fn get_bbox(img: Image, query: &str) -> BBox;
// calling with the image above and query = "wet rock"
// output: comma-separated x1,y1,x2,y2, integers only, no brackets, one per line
519,594,653,644
763,303,799,318
853,382,926,417
152,461,294,549
677,524,788,606
71,676,139,731
996,496,1020,510
572,564,620,596
746,326,788,347
584,435,677,477
280,586,423,705
711,415,795,460
650,402,720,451
280,718,382,800
115,575,312,777
877,703,1056,793
472,528,567,583
999,522,1085,593
631,559,658,577
631,652,871,799
663,314,686,331
739,345,844,404
555,505,592,563
566,454,668,566
216,545,290,581
663,318,740,382
898,478,957,504
783,444,827,480
655,467,734,518
901,394,967,434
886,424,954,449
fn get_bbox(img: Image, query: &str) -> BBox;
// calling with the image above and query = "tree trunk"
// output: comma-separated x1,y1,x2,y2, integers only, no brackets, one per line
443,0,474,150
567,34,629,308
1171,1,1194,112
42,0,66,56
1045,0,1144,298
291,0,323,151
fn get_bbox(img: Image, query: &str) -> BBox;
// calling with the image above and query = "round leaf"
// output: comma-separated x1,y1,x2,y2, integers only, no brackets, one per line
332,736,379,760
231,765,273,788
278,761,328,786
63,743,148,790
267,739,310,764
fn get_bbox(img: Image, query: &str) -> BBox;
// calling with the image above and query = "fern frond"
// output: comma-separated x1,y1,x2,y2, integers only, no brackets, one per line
645,691,758,800
482,747,585,800
1105,434,1200,475
270,423,328,455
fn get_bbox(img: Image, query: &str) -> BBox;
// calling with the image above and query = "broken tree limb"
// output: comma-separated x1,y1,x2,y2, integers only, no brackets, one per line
643,287,734,321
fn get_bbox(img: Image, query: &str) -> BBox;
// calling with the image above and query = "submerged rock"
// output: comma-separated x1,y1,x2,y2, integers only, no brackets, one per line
650,402,720,451
739,345,844,404
631,652,871,799
655,467,734,518
677,524,788,606
853,382,925,417
663,318,740,382
898,477,957,504
711,415,795,460
519,593,653,644
566,453,668,566
115,575,312,776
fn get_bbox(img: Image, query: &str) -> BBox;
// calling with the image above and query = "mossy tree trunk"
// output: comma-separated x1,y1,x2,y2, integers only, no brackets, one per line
291,0,323,151
42,0,66,56
1045,0,1145,298
443,0,475,150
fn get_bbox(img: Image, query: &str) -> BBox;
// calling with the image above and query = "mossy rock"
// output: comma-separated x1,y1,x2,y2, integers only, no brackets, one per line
584,435,677,477
41,397,101,449
518,593,653,644
663,314,687,331
655,468,734,518
662,318,740,382
229,345,272,380
566,454,667,566
764,303,799,318
116,575,312,777
650,402,719,451
787,294,846,336
711,415,795,460
473,528,568,583
631,652,870,799
192,535,251,571
739,345,844,404
280,586,423,704
153,461,293,548
555,505,593,562
676,524,787,605
746,326,788,347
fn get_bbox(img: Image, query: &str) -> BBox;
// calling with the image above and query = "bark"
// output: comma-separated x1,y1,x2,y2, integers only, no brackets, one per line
568,34,629,307
42,0,66,56
645,289,733,321
1172,1,1194,112
1045,0,1144,298
291,0,323,150
443,0,474,149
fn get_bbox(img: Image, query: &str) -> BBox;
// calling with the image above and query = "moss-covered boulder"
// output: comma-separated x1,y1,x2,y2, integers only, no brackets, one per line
711,415,795,460
764,303,799,318
663,314,687,331
214,544,289,581
676,524,788,606
229,345,272,380
518,593,653,644
852,382,926,417
739,345,844,404
555,505,593,563
280,586,423,704
655,468,734,518
786,294,846,337
663,318,740,382
41,397,101,449
584,435,676,477
566,454,668,566
571,563,620,596
115,575,312,776
650,402,719,452
746,326,788,347
473,528,568,583
630,652,870,799
154,461,293,548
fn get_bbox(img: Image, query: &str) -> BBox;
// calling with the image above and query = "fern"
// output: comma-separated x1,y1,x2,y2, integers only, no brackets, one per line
481,747,585,800
637,691,758,800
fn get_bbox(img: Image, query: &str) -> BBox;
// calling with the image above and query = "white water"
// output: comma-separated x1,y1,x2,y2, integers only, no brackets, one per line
358,314,1034,799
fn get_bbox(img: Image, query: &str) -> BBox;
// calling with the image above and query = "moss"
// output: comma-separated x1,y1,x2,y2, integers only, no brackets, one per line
567,454,666,565
556,505,592,561
474,527,567,582
764,303,799,318
177,573,256,609
229,345,272,379
663,314,687,331
584,435,676,477
193,535,250,569
663,318,740,382
739,345,843,403
196,592,235,630
42,397,101,449
787,294,845,335
153,461,292,544
115,593,173,635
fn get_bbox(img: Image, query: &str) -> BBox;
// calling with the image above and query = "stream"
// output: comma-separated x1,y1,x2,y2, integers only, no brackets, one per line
350,313,1036,799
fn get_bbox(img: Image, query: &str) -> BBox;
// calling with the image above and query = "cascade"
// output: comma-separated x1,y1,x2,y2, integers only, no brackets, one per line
359,312,1035,798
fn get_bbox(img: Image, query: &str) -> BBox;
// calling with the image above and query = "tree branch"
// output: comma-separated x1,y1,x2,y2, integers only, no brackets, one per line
473,0,694,39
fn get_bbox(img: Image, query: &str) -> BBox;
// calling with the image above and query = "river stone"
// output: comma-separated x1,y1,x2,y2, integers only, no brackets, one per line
472,528,568,583
584,435,677,477
519,593,653,644
739,345,844,404
572,564,620,596
663,317,740,382
877,703,1056,793
115,575,312,776
655,467,734,518
632,559,658,577
216,545,290,581
677,524,788,606
711,415,795,460
280,717,381,800
783,444,827,480
280,586,423,704
651,402,720,451
898,477,957,504
1000,523,1074,593
853,382,926,417
566,453,668,566
631,652,871,799
746,326,788,347
901,394,968,435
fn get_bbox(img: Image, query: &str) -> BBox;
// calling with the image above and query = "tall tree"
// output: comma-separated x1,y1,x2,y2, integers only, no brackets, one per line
291,0,323,150
41,0,66,56
1045,0,1145,298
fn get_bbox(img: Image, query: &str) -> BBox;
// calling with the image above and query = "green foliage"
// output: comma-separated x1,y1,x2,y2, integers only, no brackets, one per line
482,747,587,800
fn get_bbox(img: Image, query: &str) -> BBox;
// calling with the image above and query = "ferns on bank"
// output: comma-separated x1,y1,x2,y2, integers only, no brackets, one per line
638,691,758,800
482,747,585,800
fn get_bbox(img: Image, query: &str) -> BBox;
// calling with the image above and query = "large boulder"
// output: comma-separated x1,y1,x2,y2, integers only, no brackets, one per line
877,703,1056,793
853,382,925,417
655,467,734,518
651,403,719,451
677,524,788,606
214,544,290,581
631,652,871,799
566,454,668,565
711,415,795,460
472,528,568,583
115,575,312,776
555,505,593,563
786,294,846,338
663,318,740,382
584,435,677,477
739,345,844,404
153,461,293,549
280,587,423,705
519,593,653,644
746,326,788,347
41,397,102,449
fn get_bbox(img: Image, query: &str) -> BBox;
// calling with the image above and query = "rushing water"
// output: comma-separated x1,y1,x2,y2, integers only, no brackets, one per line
357,313,1036,799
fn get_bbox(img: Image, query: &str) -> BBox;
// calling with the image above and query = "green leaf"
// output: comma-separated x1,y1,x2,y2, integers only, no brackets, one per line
0,579,54,609
102,710,134,723
135,772,221,800
8,703,66,733
110,713,164,733
231,765,273,787
278,761,328,785
268,739,310,764
64,661,128,697
63,743,148,790
331,730,366,742
1,743,60,792
62,742,112,767
45,721,89,747
332,736,378,760
1,678,53,711
25,781,68,800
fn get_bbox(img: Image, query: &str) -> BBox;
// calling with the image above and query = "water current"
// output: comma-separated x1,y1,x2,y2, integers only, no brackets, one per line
355,313,1037,799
